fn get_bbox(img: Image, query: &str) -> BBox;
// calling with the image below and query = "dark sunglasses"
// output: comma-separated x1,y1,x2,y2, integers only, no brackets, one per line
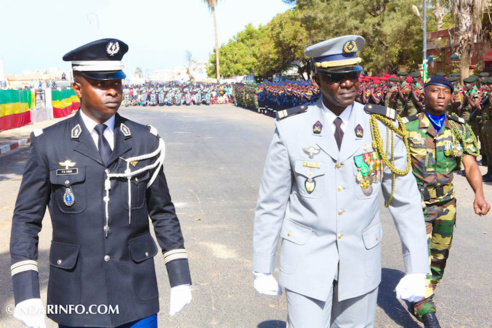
321,72,361,83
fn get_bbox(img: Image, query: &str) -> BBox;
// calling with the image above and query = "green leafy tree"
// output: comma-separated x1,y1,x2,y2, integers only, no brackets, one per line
208,10,310,79
207,24,268,78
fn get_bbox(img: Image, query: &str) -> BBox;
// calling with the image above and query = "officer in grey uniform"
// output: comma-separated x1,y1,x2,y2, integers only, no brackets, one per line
10,39,192,328
252,35,429,327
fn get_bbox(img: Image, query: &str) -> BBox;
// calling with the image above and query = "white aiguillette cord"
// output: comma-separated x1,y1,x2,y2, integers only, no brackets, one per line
102,138,166,237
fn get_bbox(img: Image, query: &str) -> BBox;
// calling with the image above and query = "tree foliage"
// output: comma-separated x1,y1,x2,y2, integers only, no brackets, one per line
208,9,310,79
210,0,492,78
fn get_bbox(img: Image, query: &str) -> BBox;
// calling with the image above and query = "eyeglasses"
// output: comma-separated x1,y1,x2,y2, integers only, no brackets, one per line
321,72,361,83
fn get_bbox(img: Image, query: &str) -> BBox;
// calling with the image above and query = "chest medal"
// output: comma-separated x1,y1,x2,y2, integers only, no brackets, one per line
354,152,382,195
63,187,75,207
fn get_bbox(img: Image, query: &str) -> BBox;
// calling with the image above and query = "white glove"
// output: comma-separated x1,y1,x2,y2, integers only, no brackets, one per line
169,284,192,316
13,298,46,328
253,272,282,296
395,273,427,302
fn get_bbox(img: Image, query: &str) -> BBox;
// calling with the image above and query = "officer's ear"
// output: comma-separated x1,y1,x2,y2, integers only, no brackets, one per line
72,73,83,99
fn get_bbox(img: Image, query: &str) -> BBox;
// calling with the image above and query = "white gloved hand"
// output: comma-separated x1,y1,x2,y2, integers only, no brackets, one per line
13,298,46,328
253,272,282,296
395,273,427,303
169,284,192,316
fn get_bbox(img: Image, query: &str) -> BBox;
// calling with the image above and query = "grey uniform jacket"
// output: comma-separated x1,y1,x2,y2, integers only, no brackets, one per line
253,99,428,302
10,110,191,327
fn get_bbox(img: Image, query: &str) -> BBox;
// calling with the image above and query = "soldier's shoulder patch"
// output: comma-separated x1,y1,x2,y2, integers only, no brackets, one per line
447,114,465,124
33,128,44,137
147,125,159,136
364,104,396,121
276,105,308,120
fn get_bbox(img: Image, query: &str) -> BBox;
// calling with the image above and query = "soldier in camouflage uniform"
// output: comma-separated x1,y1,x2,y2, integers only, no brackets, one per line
481,77,492,181
397,72,411,116
403,71,423,117
448,76,463,116
404,76,490,328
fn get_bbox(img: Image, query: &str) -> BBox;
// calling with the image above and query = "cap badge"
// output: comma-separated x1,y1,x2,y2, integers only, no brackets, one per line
313,121,323,135
343,41,357,54
107,42,120,56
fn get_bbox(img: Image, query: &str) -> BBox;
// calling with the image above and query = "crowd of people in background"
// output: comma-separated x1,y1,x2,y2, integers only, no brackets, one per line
232,70,492,181
122,83,234,107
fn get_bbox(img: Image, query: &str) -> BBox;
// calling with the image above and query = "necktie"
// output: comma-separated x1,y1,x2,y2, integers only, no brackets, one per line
334,117,344,150
94,124,112,166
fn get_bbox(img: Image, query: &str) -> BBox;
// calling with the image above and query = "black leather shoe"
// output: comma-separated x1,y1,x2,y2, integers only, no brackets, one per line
483,174,492,182
422,313,441,328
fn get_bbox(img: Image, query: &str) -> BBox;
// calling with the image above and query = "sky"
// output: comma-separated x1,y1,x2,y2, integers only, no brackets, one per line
0,0,292,76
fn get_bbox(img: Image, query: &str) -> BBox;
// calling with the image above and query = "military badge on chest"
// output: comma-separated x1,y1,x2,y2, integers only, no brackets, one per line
444,140,463,157
303,170,317,194
58,160,78,206
354,152,382,196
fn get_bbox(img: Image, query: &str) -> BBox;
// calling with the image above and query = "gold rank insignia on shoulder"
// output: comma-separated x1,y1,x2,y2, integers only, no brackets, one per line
130,160,138,167
303,161,321,169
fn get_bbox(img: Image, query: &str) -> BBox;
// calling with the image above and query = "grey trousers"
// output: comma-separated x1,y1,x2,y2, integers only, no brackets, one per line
286,283,378,328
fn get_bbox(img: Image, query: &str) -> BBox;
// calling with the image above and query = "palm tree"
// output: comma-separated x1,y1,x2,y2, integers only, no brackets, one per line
203,0,221,82
448,0,490,77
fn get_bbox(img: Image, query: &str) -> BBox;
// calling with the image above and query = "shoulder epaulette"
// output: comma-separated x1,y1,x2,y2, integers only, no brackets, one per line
33,128,44,137
364,104,396,121
447,114,465,124
401,114,419,124
276,105,308,120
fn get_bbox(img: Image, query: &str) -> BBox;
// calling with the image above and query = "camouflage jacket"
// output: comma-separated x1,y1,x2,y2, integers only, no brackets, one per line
405,112,478,204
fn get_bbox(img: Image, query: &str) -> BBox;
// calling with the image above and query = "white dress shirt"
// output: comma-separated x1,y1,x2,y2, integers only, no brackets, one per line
321,102,353,135
79,110,115,150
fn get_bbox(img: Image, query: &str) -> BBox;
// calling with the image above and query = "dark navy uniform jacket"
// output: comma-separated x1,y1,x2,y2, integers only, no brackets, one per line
10,110,191,327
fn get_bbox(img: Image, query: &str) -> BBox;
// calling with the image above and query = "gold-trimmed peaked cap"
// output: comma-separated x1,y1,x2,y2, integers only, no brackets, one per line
305,35,365,73
63,38,129,80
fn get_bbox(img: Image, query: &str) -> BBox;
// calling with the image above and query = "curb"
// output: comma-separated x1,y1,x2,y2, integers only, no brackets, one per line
0,137,31,155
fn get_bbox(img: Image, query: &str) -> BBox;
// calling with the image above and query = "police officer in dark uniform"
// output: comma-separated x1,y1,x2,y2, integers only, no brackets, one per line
10,39,192,328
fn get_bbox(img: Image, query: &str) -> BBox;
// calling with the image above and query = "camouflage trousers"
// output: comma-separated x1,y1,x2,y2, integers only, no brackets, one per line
413,199,457,321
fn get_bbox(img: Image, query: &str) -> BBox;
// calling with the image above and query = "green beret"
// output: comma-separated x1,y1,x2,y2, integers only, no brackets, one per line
410,71,421,78
397,71,408,76
450,72,461,77
463,75,479,83
448,76,459,82
479,72,490,77
389,77,399,82
435,72,446,76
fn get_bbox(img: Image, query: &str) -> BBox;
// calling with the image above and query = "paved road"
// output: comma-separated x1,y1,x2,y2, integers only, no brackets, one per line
0,104,491,327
